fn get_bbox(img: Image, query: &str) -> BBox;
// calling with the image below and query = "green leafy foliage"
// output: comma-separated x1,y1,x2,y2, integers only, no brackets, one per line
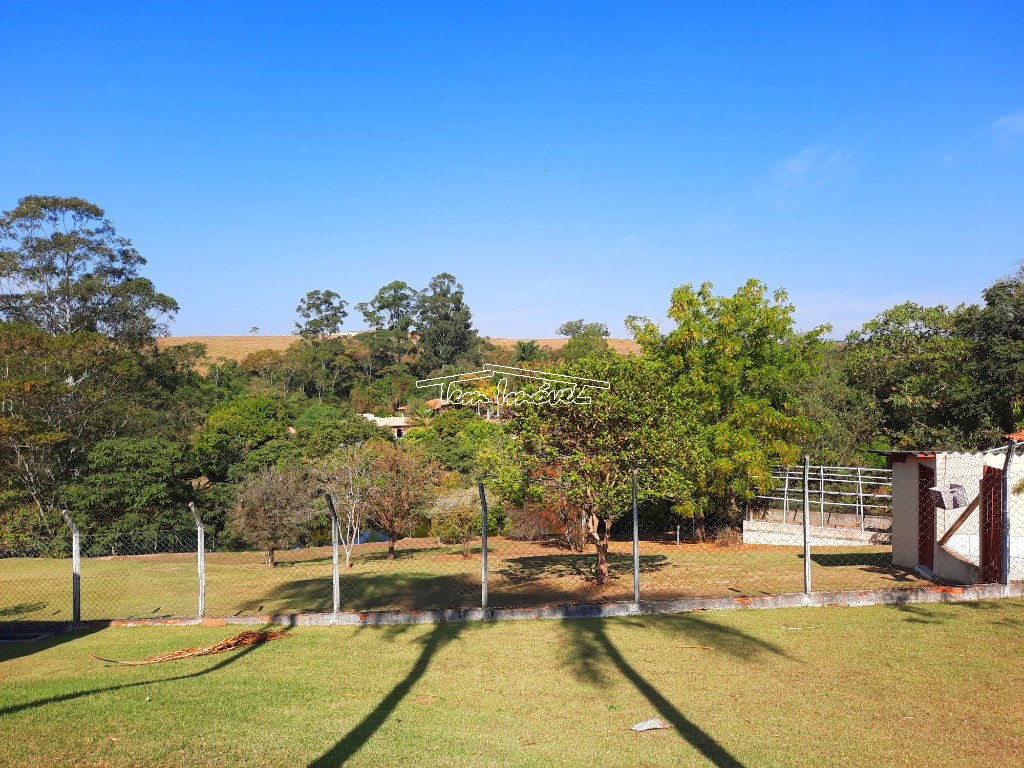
63,437,197,532
845,302,993,449
403,408,502,477
414,273,480,374
629,280,824,534
194,396,285,481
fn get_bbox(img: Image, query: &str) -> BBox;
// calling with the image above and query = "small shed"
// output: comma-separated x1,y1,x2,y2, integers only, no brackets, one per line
883,435,1024,585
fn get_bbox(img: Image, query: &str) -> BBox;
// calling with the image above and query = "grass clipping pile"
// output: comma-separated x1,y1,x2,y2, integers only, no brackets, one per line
90,628,288,666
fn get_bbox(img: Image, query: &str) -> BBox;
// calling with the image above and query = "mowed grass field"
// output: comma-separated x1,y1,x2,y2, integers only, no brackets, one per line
0,538,925,622
2,600,1022,767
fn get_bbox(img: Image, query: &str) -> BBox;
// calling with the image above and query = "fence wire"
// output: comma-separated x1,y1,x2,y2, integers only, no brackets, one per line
2,455,1022,623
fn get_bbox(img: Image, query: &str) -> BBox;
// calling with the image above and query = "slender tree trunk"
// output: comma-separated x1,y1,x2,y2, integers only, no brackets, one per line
266,547,276,567
387,537,396,559
694,510,706,543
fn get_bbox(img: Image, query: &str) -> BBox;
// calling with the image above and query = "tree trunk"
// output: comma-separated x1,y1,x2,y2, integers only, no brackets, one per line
387,537,396,559
694,511,706,543
266,547,276,567
594,516,610,585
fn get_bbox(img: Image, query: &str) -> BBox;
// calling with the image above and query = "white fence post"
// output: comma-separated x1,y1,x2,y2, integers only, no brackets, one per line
631,469,640,607
325,493,340,615
60,510,80,623
803,457,812,594
189,502,205,618
478,482,489,610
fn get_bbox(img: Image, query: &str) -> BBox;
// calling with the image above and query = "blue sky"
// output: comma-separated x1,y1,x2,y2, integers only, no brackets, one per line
1,2,1022,339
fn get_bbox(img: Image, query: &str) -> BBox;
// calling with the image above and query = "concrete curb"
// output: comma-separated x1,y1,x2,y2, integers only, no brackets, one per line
44,582,1024,631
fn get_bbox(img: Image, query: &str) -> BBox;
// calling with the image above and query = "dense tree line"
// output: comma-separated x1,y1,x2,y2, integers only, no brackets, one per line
2,195,1022,566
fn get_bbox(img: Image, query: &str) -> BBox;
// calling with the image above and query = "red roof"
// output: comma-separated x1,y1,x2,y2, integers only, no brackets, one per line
1005,431,1024,441
426,398,451,409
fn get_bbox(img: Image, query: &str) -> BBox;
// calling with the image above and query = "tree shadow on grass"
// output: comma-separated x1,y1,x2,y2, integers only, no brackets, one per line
495,553,669,585
0,628,271,718
0,625,103,664
808,553,896,568
307,621,465,768
892,598,1024,626
560,615,796,767
230,573,483,615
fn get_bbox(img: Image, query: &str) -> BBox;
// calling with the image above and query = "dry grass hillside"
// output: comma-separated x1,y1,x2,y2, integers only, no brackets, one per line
157,334,641,362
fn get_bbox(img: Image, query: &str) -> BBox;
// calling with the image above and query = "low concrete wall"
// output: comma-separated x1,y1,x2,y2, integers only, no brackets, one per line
57,583,1024,630
755,508,891,531
742,520,891,547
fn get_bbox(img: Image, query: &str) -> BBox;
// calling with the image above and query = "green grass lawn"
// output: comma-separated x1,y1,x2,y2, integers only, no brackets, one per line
0,538,926,621
1,600,1022,767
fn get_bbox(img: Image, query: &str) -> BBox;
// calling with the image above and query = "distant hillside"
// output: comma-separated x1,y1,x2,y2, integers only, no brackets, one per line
156,334,641,362
485,337,641,355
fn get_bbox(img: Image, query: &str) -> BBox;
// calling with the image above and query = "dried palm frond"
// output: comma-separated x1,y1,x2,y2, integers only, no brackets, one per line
90,628,288,666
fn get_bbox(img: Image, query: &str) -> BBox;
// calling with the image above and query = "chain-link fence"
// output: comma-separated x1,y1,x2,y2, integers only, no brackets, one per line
3,450,1022,623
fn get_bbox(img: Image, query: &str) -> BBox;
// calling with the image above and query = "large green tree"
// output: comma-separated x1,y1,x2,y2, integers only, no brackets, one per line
295,289,348,340
414,273,479,374
555,319,612,362
0,196,177,342
629,279,825,537
496,355,675,583
845,301,990,449
356,280,418,331
959,264,1024,435
0,324,149,530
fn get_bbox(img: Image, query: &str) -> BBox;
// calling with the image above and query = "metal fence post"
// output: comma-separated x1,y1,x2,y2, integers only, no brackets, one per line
857,466,864,531
819,464,825,527
803,456,812,594
60,510,80,623
189,503,206,618
1001,441,1015,588
631,469,640,607
478,482,489,610
325,493,340,615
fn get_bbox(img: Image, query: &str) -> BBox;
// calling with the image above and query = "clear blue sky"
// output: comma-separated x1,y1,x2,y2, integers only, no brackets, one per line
2,2,1022,339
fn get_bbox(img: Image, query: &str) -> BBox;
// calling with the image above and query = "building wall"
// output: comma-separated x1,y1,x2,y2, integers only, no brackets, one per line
891,459,920,570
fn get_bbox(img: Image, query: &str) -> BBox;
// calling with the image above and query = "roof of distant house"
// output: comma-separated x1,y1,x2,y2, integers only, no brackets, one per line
360,414,411,428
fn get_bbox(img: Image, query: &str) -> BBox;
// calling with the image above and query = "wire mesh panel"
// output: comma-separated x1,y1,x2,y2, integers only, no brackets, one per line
639,528,808,599
339,537,481,611
0,537,71,622
204,537,483,616
78,531,203,620
204,545,333,616
487,535,634,607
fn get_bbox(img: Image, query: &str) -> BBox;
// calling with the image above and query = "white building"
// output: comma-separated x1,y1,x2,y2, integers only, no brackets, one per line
884,434,1024,585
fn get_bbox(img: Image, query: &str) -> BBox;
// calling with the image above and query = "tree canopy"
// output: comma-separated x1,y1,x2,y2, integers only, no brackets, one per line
0,196,177,342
